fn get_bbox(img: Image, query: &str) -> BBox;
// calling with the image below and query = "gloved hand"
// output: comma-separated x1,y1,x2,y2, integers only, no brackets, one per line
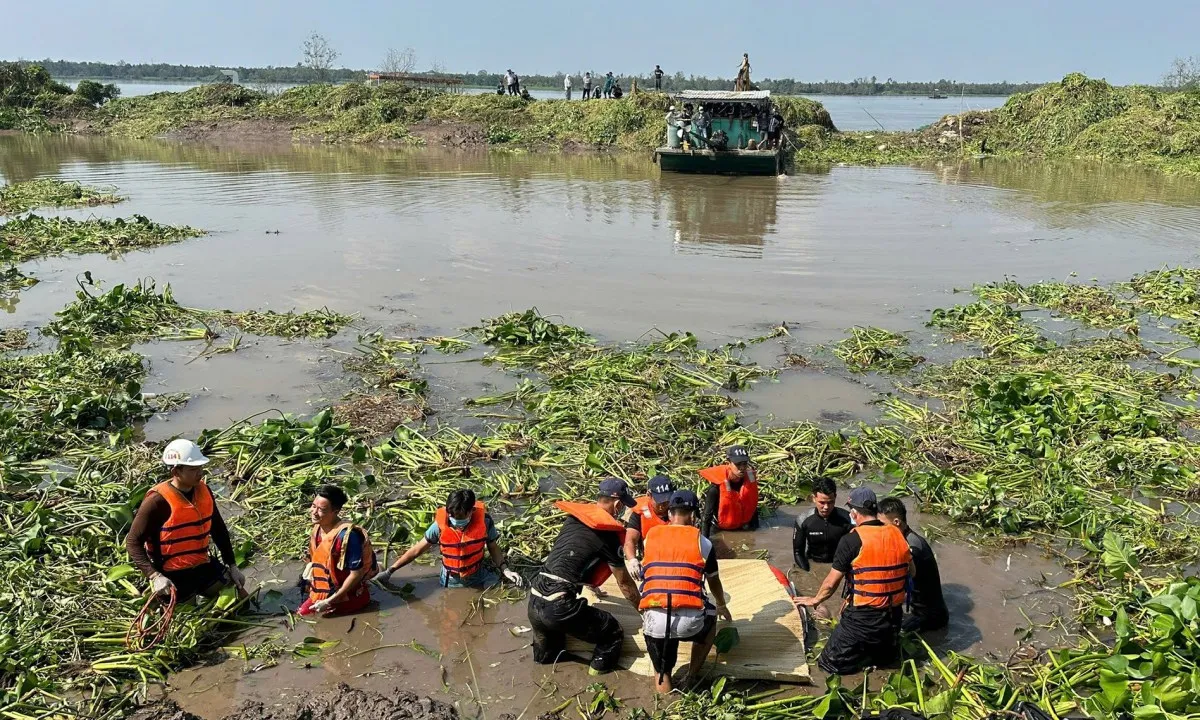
625,558,643,581
302,563,315,582
226,564,246,588
150,573,174,597
374,568,394,585
501,567,525,588
310,598,333,614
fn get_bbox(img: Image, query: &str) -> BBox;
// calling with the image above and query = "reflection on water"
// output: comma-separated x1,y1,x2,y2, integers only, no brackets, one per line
657,171,789,257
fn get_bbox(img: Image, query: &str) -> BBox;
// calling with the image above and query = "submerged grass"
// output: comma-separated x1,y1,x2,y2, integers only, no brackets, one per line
0,178,124,215
1,214,203,262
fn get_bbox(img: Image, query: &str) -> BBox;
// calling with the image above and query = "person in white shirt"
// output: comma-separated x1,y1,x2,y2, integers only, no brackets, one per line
564,74,572,100
582,72,592,101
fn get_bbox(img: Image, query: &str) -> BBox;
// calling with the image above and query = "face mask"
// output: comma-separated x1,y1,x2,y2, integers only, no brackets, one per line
449,517,470,529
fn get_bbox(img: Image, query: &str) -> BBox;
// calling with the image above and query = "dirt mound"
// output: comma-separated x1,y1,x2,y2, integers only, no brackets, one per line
127,684,458,720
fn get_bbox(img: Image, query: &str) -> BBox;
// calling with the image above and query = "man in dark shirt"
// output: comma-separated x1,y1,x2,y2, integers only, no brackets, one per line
653,64,665,90
879,497,949,632
793,478,853,571
125,438,244,601
528,478,642,675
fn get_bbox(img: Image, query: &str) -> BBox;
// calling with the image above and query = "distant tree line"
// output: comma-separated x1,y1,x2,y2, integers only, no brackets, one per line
20,59,1047,96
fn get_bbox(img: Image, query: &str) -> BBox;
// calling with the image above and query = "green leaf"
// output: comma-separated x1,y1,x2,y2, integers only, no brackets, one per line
1146,594,1183,617
1099,669,1130,708
714,626,740,654
1102,531,1138,580
104,564,138,583
1115,607,1131,641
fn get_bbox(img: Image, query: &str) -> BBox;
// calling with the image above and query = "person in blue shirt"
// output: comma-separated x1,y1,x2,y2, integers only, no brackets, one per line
376,489,524,589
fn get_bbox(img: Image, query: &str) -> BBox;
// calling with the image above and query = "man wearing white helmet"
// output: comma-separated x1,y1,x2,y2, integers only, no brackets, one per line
125,438,245,600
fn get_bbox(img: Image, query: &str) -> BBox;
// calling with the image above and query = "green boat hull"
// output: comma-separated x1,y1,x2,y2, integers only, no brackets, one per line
656,148,781,176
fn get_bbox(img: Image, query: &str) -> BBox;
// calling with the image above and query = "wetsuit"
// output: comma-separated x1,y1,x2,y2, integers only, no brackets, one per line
903,529,949,632
527,516,625,671
792,507,853,571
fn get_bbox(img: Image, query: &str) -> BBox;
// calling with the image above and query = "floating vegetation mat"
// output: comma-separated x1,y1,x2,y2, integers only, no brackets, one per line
1,214,203,262
0,178,124,215
8,267,1200,718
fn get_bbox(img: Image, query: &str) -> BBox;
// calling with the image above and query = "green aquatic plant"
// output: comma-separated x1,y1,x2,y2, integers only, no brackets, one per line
833,326,924,373
0,178,124,215
975,279,1137,331
928,300,1051,356
0,213,203,262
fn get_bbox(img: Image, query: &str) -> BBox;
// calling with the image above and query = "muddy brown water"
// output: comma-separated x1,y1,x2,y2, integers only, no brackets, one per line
4,135,1200,714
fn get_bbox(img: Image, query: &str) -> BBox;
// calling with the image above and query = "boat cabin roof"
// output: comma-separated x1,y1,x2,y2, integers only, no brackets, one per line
673,90,771,103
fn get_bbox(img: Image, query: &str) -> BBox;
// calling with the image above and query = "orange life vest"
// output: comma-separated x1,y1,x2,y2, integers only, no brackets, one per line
631,496,668,537
308,522,378,603
435,501,488,581
638,524,707,611
700,464,759,530
555,501,627,587
847,524,911,609
149,480,214,572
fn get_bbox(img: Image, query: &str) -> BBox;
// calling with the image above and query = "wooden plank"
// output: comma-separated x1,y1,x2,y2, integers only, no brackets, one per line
566,559,810,683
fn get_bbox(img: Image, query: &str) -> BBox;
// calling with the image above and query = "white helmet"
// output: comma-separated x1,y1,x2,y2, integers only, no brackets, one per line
162,438,209,467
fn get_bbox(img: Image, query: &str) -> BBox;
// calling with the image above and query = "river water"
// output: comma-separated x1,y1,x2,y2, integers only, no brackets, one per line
5,134,1200,715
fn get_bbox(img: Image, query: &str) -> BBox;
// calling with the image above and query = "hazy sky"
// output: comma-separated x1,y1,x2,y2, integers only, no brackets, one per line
5,0,1196,84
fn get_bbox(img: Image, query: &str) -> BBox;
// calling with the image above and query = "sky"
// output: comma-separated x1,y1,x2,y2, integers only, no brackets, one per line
4,0,1197,84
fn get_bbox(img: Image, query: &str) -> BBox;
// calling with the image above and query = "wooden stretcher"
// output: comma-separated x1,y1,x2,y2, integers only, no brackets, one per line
566,559,811,682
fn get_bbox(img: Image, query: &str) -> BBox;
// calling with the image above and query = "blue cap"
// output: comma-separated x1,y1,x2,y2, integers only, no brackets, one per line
847,487,878,511
669,490,699,510
598,477,636,508
648,474,676,504
726,445,750,464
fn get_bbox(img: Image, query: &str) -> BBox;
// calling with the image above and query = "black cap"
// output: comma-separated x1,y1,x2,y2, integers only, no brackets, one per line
668,490,699,510
598,477,636,509
648,474,676,504
726,445,750,464
847,487,878,511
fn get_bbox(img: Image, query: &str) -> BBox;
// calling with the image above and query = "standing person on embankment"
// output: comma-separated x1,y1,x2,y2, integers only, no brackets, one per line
639,490,731,694
603,71,615,99
299,485,378,616
622,475,676,580
527,478,642,675
879,497,949,633
375,488,524,590
582,71,593,101
793,478,853,572
564,73,572,100
125,438,246,601
793,488,913,675
699,445,760,538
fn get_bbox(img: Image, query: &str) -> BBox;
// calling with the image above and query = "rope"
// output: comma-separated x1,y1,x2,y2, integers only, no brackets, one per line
126,585,176,651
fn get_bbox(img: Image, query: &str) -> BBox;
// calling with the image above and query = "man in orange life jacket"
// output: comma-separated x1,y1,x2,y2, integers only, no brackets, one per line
299,485,378,616
375,489,524,589
125,439,246,601
640,490,731,694
793,488,914,674
699,445,760,538
622,475,676,581
528,478,642,675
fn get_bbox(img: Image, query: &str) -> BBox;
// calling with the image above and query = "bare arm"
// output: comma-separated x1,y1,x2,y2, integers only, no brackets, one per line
707,573,732,620
487,540,505,568
794,568,845,607
324,567,366,605
611,565,641,609
623,528,642,561
387,538,432,572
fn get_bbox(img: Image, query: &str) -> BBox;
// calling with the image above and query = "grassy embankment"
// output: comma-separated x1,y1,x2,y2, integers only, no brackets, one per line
795,72,1200,174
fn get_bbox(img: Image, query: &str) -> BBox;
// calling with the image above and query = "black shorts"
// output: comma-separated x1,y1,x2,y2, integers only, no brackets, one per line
644,613,716,676
165,558,229,601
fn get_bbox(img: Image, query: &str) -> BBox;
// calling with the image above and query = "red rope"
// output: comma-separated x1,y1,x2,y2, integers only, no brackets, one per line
126,585,176,651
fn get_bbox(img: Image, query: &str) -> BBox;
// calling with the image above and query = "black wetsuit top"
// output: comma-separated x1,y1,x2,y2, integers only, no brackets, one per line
792,506,853,570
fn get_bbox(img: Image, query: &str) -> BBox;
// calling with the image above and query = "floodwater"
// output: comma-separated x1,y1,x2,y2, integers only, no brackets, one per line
5,133,1200,713
100,79,1003,131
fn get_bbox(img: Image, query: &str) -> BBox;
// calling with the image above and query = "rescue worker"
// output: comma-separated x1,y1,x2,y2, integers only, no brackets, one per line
528,478,641,675
793,488,913,674
793,478,853,571
699,446,760,538
299,485,378,616
879,497,949,633
640,490,731,694
125,438,245,601
375,489,524,589
623,475,676,580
